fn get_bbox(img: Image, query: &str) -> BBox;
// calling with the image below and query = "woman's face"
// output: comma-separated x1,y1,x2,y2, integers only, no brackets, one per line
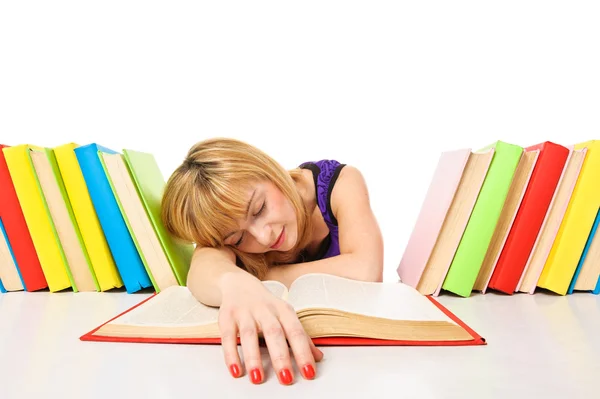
223,179,298,253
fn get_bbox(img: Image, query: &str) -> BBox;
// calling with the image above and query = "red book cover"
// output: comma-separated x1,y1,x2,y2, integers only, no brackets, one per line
80,293,486,347
488,141,570,294
0,144,47,291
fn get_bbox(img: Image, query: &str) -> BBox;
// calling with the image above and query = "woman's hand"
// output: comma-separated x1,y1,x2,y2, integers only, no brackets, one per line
217,271,324,385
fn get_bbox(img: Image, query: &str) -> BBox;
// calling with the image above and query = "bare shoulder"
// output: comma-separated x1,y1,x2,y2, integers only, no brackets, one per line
330,165,371,216
329,164,383,280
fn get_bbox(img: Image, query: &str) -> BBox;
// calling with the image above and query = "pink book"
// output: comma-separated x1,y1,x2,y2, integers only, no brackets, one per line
516,146,586,294
397,148,471,289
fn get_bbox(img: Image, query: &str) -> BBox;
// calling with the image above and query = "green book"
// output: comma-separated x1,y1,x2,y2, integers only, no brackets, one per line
442,140,523,297
122,149,194,286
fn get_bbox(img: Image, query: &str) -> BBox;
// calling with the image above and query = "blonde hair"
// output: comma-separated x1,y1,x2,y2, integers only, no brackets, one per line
161,137,313,279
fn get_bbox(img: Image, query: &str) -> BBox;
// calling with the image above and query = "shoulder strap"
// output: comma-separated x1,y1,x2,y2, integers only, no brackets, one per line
299,160,346,226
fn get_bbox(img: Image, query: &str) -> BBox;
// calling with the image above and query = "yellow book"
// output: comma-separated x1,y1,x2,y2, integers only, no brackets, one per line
53,143,123,291
30,148,98,292
537,140,600,294
2,145,73,292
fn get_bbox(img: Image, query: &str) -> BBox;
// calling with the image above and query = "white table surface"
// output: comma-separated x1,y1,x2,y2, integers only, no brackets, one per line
1,287,598,399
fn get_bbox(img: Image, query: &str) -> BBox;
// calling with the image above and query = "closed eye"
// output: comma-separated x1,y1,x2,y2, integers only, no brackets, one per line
232,201,266,247
234,234,244,247
253,201,266,217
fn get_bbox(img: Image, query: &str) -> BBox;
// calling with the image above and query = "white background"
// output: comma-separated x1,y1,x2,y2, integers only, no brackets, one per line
2,1,600,283
1,2,600,397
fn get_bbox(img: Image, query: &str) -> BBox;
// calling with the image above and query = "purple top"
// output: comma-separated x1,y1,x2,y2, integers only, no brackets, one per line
298,159,346,262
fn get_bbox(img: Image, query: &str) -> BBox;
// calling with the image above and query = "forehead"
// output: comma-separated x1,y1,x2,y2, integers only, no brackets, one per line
243,179,273,197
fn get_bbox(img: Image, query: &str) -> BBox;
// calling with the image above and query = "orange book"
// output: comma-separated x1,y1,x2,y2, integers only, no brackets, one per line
81,273,485,347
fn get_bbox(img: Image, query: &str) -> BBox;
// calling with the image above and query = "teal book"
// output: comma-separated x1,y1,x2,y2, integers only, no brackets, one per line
0,217,26,291
74,143,152,293
567,208,600,294
98,149,193,292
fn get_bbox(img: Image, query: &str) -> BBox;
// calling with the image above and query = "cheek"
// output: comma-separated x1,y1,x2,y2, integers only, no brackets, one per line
270,192,295,222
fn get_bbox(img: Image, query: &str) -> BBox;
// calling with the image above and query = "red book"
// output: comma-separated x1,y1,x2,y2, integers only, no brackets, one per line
80,274,486,347
488,141,570,294
0,144,47,291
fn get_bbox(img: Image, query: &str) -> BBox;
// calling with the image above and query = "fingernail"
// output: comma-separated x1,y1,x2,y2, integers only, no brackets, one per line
229,364,240,378
278,368,293,385
302,364,315,379
250,368,262,384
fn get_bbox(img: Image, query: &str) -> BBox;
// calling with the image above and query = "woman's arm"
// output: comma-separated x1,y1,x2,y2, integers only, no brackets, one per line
186,245,255,307
266,165,384,287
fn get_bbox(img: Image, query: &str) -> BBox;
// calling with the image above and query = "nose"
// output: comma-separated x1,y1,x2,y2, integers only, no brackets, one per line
249,222,272,247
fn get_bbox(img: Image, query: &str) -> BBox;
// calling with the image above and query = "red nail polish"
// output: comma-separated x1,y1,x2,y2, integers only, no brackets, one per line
229,364,240,378
250,368,262,384
278,368,293,385
302,364,315,379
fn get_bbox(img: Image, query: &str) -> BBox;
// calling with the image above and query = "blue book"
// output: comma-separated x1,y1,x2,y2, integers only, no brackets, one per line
567,208,600,294
0,279,5,293
0,217,26,290
74,144,152,293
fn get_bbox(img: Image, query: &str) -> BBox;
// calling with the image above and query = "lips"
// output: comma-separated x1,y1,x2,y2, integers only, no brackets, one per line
270,227,285,249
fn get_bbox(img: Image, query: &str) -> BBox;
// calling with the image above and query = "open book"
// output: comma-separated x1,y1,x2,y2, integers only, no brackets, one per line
81,273,485,346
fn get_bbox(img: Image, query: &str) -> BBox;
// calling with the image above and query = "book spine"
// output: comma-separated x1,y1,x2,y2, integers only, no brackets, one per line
74,144,152,294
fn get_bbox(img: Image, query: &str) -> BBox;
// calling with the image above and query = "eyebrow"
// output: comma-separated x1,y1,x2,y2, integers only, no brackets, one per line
224,189,256,240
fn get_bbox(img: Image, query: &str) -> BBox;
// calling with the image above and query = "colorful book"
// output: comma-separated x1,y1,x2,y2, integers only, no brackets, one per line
442,140,523,297
74,143,152,293
594,269,600,295
472,149,539,293
516,147,587,294
54,143,123,292
2,144,73,292
0,218,24,291
80,273,486,347
537,140,600,295
397,148,471,290
0,145,47,291
30,148,99,292
567,209,600,294
122,149,194,286
486,141,570,294
397,148,494,296
99,151,180,292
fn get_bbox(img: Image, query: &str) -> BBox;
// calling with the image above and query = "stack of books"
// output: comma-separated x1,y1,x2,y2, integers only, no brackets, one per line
0,143,194,294
398,140,600,297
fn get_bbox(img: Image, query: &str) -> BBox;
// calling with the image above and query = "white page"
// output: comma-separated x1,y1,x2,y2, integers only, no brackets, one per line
113,281,288,327
288,273,457,324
